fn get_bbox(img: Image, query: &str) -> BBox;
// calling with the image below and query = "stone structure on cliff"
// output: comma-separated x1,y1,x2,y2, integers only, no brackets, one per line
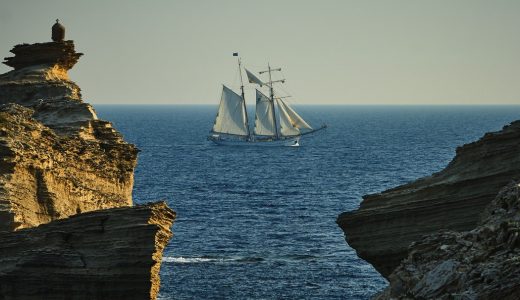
337,121,520,277
0,202,175,300
52,19,65,42
375,182,520,299
0,38,138,231
0,26,174,300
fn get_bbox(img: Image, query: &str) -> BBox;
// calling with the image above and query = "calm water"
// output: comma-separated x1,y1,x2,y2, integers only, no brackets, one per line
96,105,520,300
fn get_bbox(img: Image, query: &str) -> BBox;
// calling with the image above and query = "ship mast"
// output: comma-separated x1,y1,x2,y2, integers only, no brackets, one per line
236,55,251,138
260,63,284,139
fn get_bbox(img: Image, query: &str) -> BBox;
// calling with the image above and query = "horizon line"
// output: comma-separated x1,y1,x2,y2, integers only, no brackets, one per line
90,103,520,106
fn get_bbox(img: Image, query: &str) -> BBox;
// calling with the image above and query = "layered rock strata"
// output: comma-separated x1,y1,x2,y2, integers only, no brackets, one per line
0,41,96,135
0,41,138,231
0,34,175,299
337,121,520,277
375,182,520,299
0,202,176,300
0,104,137,231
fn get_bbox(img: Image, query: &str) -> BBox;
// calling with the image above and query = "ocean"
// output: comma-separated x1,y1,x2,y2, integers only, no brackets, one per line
96,105,520,300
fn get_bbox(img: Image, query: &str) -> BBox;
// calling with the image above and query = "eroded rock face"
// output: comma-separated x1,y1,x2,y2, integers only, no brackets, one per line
0,38,174,299
0,41,100,136
374,182,520,300
0,104,137,231
0,41,138,231
3,41,81,71
337,121,520,277
0,202,176,300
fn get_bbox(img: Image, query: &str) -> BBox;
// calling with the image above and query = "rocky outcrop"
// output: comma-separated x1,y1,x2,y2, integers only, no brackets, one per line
3,41,82,71
337,121,520,277
1,41,101,136
374,182,520,300
0,202,176,300
0,41,138,231
0,34,175,299
0,104,137,231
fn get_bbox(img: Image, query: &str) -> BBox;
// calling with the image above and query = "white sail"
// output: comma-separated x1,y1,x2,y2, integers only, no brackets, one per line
276,98,300,136
278,98,313,130
246,69,264,86
254,90,276,136
276,98,313,136
212,85,249,136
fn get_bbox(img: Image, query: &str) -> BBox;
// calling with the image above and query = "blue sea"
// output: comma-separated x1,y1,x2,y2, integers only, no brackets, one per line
96,105,520,300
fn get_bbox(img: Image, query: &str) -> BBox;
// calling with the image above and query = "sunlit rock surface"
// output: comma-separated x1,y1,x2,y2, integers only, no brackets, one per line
0,41,138,231
0,37,175,299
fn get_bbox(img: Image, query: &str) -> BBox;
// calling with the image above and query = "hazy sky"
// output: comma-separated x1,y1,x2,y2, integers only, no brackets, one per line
1,0,520,105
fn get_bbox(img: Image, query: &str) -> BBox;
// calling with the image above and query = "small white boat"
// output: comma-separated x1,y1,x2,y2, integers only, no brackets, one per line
208,54,326,146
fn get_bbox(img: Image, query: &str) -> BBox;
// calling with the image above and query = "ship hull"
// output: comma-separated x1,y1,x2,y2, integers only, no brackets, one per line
208,136,300,147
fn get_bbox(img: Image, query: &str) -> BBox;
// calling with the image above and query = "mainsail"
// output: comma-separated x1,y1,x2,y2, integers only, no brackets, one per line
212,85,249,136
254,90,276,136
276,98,312,136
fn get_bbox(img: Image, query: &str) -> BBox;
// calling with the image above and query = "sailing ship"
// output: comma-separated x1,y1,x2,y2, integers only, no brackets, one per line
208,54,326,146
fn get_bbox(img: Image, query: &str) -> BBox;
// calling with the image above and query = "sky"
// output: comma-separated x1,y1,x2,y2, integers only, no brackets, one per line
1,0,520,105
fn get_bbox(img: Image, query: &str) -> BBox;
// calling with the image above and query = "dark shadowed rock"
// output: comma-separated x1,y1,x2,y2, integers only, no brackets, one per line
0,202,176,300
3,40,80,70
52,19,65,42
374,182,520,300
337,121,520,277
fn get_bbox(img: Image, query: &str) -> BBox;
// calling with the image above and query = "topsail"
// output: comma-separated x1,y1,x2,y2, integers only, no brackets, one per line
246,69,264,86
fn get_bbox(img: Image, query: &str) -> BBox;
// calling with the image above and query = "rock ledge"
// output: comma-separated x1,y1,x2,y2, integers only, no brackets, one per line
337,121,520,277
0,202,176,300
375,182,520,299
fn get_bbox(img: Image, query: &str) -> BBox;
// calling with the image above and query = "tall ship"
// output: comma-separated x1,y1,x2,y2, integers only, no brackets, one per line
208,54,326,146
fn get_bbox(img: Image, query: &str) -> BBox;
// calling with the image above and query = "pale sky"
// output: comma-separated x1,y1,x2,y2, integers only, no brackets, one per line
1,0,519,105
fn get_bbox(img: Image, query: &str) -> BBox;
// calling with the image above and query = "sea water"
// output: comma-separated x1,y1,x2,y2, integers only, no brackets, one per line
96,105,520,300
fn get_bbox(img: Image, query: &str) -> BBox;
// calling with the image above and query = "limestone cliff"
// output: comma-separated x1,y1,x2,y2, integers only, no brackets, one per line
0,33,175,299
337,121,520,277
0,202,176,300
1,41,97,135
0,41,138,231
374,182,520,299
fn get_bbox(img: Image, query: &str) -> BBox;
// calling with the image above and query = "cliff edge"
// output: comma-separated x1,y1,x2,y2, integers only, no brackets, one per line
0,202,175,300
0,40,138,231
337,121,520,277
0,26,174,300
375,182,520,299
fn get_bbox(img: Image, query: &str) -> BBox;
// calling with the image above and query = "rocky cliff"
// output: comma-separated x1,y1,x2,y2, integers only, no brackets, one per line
374,182,520,299
337,121,520,277
0,202,175,300
0,33,174,300
0,41,138,231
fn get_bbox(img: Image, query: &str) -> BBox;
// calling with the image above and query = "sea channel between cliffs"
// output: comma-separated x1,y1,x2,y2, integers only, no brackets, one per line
2,23,520,300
